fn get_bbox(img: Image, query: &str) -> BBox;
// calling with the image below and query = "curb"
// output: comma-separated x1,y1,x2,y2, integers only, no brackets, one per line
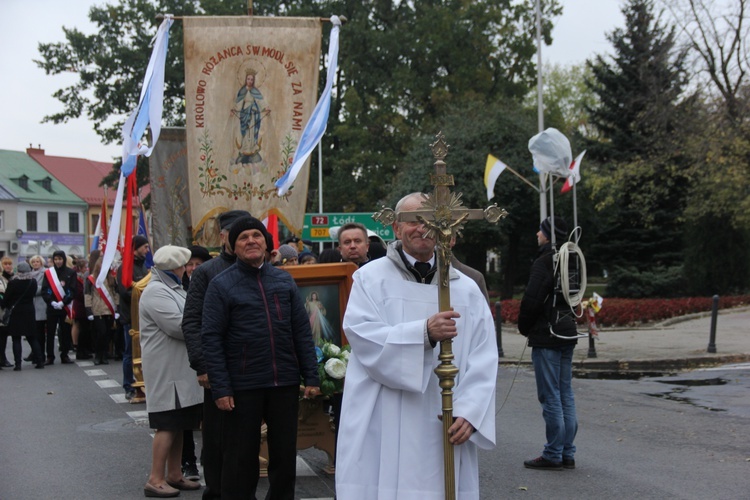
497,305,750,332
499,354,750,374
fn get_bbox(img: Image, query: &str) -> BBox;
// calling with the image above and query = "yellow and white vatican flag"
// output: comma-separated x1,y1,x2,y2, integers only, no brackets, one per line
183,17,324,246
484,154,508,201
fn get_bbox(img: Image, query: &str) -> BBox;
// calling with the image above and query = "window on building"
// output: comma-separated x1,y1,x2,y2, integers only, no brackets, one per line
0,210,4,231
48,212,59,232
18,175,29,191
35,177,54,192
69,213,80,233
27,211,37,232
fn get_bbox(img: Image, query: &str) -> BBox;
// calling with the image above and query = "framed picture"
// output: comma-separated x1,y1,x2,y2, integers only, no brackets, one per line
282,262,358,347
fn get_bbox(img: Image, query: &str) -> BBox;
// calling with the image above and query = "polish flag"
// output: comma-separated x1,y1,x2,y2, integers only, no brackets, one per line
561,150,586,194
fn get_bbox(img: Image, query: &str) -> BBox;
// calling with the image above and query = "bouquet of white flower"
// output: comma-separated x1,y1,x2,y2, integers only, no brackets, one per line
315,341,351,396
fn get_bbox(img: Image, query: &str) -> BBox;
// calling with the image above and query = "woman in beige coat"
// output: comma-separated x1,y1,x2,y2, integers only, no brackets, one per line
139,245,203,498
84,254,119,365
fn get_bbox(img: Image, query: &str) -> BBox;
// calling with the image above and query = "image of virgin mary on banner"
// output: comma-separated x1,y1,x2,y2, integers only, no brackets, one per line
183,17,322,247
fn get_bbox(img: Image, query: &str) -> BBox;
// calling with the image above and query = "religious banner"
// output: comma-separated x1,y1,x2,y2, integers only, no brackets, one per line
183,17,322,247
149,127,191,248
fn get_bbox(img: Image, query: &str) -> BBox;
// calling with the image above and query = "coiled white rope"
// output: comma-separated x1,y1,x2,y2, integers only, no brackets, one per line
553,229,587,308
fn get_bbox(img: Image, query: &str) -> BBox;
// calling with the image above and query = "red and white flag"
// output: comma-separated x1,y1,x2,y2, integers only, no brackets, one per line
561,150,586,194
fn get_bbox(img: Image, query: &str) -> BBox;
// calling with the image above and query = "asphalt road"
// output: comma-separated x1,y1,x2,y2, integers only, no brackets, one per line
1,355,747,499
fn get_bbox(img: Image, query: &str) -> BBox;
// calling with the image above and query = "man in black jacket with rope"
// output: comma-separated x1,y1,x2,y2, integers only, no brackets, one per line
518,216,579,471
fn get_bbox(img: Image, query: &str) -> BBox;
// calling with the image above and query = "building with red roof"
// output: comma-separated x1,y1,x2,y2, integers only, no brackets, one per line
27,146,150,253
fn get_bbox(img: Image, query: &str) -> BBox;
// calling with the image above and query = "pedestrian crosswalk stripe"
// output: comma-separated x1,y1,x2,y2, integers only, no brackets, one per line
84,368,108,377
127,410,148,421
95,379,121,389
109,393,128,404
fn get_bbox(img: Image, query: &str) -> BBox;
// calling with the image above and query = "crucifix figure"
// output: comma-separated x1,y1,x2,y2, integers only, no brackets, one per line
373,132,508,500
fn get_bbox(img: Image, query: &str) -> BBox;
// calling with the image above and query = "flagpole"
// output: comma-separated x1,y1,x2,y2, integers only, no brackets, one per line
505,164,541,192
536,0,548,223
573,181,578,233
318,140,324,255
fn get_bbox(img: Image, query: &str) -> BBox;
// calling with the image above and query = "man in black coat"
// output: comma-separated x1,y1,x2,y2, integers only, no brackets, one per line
201,216,319,500
518,216,579,471
181,209,250,499
42,250,78,364
116,236,151,400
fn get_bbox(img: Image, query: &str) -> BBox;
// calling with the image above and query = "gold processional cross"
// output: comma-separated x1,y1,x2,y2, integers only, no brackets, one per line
373,132,508,500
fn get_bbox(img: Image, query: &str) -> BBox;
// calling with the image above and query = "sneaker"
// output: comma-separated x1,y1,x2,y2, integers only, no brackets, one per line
523,456,563,470
125,389,137,401
182,461,200,481
563,458,575,469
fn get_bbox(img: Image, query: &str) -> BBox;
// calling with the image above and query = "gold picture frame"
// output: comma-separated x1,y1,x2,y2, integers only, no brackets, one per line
282,262,358,347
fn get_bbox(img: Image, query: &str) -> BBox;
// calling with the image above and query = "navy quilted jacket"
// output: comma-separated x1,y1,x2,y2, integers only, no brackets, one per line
201,259,320,400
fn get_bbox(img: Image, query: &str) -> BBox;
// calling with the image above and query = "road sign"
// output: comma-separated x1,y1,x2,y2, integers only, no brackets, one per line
302,213,395,242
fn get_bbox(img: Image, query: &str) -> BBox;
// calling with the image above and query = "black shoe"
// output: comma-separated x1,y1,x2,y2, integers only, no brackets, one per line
35,363,45,369
125,389,137,401
45,357,54,365
13,365,21,371
182,461,200,481
524,456,563,470
1,360,13,368
24,355,34,362
60,356,74,364
100,357,109,365
563,458,575,469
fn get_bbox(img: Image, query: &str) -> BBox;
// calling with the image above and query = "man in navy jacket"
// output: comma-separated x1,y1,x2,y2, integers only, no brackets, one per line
201,216,320,499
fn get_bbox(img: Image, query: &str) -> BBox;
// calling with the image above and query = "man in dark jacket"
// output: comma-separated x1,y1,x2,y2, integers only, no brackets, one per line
518,216,579,471
201,215,320,499
42,250,78,364
116,235,151,400
182,209,249,499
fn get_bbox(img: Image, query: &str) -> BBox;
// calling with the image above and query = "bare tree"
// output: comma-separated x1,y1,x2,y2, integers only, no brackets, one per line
662,0,749,124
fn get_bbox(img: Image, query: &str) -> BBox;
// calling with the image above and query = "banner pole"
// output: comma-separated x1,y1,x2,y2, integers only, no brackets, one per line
157,14,346,24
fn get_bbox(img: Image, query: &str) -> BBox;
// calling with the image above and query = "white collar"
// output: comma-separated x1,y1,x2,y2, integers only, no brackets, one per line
403,252,435,268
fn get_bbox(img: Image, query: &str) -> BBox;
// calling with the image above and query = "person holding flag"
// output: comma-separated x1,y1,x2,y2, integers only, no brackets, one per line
41,250,78,365
117,235,151,400
85,252,120,366
138,205,154,269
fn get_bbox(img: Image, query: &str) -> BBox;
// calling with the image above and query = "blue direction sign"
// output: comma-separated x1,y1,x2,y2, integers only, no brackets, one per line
302,213,395,242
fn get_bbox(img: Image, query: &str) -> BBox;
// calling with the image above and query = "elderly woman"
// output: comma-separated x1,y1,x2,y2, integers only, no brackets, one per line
26,255,48,366
2,262,39,370
139,245,203,498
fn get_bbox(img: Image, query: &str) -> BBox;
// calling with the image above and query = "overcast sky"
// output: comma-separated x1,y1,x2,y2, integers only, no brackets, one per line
0,0,624,163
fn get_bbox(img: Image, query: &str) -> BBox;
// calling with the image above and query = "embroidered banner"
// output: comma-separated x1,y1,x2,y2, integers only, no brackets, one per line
183,16,322,245
149,127,191,248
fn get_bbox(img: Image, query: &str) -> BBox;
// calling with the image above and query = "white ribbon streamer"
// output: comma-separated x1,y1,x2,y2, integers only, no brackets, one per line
275,15,342,196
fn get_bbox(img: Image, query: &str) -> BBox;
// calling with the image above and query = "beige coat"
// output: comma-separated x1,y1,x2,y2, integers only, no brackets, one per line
84,274,120,316
139,268,203,414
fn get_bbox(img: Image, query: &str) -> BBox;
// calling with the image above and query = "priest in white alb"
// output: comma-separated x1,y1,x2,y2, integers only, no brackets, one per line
336,192,498,500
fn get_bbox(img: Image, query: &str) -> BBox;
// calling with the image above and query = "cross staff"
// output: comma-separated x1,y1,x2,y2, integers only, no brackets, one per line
373,132,507,500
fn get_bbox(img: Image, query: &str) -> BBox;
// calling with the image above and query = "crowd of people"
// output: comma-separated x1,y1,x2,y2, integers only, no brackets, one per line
0,251,120,371
1,202,579,499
